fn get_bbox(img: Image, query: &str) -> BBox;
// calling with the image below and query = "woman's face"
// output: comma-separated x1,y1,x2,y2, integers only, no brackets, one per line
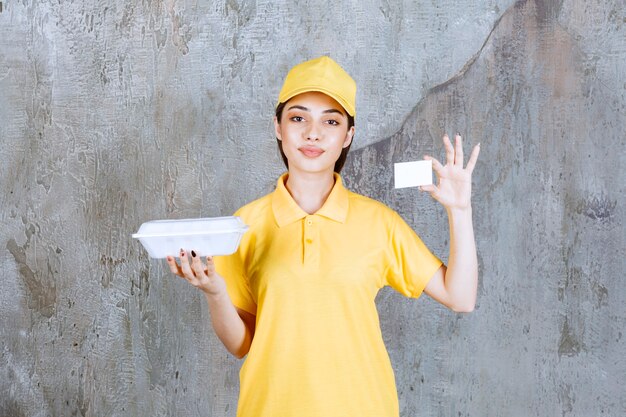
274,91,355,175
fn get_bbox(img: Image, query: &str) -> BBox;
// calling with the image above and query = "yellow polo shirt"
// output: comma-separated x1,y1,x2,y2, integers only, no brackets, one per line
215,173,442,417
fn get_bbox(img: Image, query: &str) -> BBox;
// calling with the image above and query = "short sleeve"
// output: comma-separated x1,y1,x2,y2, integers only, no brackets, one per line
384,212,443,298
213,213,257,315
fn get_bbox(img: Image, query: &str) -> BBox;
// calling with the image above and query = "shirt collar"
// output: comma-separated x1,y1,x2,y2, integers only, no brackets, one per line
272,173,350,227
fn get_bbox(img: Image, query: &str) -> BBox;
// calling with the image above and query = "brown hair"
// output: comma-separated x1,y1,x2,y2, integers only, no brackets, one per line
275,101,355,174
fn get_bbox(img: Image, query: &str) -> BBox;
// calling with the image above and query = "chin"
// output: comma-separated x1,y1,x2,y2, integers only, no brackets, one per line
290,162,335,174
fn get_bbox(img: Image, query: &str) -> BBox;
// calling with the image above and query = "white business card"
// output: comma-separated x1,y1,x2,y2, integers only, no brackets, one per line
394,160,433,189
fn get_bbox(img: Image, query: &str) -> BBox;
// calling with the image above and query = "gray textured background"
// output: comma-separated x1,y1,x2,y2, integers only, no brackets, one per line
1,0,625,416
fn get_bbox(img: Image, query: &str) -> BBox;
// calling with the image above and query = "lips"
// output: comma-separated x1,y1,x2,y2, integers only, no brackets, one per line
299,146,324,158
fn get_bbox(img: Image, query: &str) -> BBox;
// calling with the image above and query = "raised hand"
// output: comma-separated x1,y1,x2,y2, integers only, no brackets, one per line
421,133,480,211
166,249,227,296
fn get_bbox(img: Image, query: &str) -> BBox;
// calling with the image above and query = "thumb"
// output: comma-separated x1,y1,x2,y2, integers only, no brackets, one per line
419,184,438,194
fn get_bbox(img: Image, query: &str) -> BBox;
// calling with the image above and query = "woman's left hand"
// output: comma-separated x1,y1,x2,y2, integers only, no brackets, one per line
420,133,480,211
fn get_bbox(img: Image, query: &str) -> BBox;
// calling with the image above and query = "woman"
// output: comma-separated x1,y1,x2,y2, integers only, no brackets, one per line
166,56,480,417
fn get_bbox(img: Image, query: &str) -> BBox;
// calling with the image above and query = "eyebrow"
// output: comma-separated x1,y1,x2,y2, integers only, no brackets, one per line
286,105,345,116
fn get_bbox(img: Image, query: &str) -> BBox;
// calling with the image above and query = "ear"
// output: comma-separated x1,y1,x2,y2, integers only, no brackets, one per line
273,116,282,141
342,126,355,148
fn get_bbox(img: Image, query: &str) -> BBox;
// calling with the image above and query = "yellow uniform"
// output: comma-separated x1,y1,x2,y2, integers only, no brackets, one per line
215,173,442,417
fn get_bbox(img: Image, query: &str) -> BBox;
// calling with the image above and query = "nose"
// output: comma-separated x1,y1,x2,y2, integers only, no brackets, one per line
306,123,320,141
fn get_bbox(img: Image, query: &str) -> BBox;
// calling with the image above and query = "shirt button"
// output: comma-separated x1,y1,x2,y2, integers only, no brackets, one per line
306,238,313,244
307,220,313,225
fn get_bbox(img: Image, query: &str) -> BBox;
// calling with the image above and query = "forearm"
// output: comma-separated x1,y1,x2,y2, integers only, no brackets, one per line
443,207,478,312
204,283,253,359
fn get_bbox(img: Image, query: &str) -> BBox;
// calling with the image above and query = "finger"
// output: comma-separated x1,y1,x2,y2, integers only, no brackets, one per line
166,255,184,277
442,134,454,166
179,249,195,279
190,250,207,279
205,256,215,276
454,133,464,166
466,143,481,173
424,155,444,176
419,184,439,195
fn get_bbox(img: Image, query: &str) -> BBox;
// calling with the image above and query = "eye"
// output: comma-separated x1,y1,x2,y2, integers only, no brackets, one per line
326,119,340,126
290,116,304,122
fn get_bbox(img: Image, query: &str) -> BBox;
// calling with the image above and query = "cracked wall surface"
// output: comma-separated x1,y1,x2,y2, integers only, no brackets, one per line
1,0,624,416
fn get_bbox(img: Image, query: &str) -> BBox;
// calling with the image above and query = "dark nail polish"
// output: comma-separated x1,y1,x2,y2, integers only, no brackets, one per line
191,250,196,258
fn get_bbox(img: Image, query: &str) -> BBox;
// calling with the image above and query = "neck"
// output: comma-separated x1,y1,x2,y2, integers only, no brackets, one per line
285,170,336,215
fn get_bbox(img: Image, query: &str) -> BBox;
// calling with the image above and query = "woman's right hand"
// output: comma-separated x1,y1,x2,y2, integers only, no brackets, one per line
166,249,227,296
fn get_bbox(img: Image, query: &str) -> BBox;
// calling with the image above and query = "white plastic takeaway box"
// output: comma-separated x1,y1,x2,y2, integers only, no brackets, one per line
132,216,249,259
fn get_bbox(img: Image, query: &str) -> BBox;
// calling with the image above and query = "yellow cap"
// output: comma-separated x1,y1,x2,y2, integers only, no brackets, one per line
277,56,356,117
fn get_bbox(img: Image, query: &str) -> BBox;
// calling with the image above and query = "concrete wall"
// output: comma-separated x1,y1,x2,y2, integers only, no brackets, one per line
1,0,624,416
